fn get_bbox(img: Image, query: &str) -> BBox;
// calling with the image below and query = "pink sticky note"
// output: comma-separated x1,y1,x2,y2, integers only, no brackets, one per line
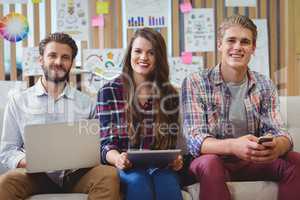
92,15,104,27
180,2,192,13
181,52,193,64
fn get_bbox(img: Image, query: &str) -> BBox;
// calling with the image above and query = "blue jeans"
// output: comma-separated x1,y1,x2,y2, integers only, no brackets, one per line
119,168,183,200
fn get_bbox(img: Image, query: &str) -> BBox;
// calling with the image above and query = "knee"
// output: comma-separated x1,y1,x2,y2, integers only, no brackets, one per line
189,154,225,176
122,170,151,189
285,151,300,166
94,165,119,184
0,170,24,198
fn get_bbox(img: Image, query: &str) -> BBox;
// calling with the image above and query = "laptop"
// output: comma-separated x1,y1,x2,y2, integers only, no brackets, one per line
127,149,181,168
24,119,100,173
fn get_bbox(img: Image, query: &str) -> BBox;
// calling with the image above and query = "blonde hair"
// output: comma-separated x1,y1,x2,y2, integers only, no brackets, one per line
218,15,257,45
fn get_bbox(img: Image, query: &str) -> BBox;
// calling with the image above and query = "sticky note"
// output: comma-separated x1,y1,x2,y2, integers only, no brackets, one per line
181,52,193,64
96,1,110,14
180,2,192,13
32,0,41,3
92,15,104,27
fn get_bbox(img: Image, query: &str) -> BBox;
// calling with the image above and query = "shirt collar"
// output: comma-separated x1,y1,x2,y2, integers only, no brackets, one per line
33,78,75,100
212,64,256,90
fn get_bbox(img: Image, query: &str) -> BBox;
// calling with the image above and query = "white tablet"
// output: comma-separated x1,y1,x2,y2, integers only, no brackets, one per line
127,149,181,168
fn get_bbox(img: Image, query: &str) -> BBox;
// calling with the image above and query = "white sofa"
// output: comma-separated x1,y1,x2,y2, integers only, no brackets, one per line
0,82,299,200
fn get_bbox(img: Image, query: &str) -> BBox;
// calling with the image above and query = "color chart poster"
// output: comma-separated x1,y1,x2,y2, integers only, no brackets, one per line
82,48,125,94
56,0,89,41
184,8,215,52
168,56,203,88
125,0,170,28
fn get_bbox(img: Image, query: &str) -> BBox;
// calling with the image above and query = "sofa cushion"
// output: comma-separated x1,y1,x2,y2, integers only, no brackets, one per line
26,194,88,200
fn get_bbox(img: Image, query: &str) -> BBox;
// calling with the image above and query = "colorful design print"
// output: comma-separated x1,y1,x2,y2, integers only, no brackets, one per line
0,13,29,42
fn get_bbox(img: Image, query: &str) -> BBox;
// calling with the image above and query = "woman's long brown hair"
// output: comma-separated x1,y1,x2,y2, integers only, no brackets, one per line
121,28,179,150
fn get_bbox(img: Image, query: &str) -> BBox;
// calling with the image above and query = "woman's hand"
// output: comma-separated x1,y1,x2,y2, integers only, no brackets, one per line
114,152,133,170
169,155,183,171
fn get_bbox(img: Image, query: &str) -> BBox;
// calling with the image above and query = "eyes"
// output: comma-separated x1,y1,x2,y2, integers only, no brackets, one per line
132,48,155,57
225,37,252,46
47,52,72,61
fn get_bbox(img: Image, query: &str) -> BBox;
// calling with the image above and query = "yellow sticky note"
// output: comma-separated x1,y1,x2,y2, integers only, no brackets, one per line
32,0,41,3
96,1,109,14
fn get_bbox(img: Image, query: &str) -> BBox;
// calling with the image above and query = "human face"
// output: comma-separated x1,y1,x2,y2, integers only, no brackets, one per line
130,37,155,81
218,25,256,71
39,41,73,83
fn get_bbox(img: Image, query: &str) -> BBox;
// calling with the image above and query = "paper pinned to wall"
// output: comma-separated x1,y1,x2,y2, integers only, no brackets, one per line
249,19,270,78
22,47,43,77
169,56,203,88
225,0,256,7
184,8,215,52
125,0,169,28
82,48,125,94
96,1,110,14
56,0,89,41
0,0,28,3
0,81,27,109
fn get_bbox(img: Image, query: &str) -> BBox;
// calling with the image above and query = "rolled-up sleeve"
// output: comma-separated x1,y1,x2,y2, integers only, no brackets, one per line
0,96,25,169
181,74,213,157
259,82,293,146
96,85,121,164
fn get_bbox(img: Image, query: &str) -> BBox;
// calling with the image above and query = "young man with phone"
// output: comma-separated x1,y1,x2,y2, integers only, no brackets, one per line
181,15,300,200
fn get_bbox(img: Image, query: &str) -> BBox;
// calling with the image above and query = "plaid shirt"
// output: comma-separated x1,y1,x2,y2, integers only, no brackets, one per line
96,77,156,164
181,65,292,157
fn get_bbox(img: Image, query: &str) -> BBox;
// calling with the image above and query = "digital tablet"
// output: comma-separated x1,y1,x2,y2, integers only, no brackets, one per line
127,149,181,168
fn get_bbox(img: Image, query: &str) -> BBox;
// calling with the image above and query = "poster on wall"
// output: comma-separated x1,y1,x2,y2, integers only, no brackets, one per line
248,19,270,78
168,56,203,87
0,0,28,3
225,0,257,7
125,0,170,28
82,48,125,94
56,0,89,41
184,8,215,52
22,47,43,77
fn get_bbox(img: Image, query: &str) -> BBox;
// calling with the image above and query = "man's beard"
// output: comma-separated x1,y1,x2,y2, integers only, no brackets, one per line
42,64,70,84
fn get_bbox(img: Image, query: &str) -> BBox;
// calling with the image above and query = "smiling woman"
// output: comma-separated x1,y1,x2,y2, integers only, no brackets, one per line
97,27,183,200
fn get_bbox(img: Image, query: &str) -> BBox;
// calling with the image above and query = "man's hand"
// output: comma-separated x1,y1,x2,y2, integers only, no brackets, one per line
114,152,132,170
17,158,27,168
168,155,183,171
231,134,281,163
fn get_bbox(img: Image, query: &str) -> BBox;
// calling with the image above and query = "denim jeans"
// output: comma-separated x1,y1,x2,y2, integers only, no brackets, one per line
119,168,183,200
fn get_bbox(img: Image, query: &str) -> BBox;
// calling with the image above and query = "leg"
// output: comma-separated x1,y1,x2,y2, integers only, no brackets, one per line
119,168,153,200
227,151,300,200
277,151,300,200
189,154,231,200
151,168,183,200
0,168,61,200
65,165,120,200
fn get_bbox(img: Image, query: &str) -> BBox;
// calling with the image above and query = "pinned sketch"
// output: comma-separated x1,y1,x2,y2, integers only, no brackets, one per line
249,19,270,78
125,0,170,28
169,56,203,87
56,0,89,41
0,81,27,109
184,8,215,52
82,49,125,94
22,47,43,77
225,0,256,7
0,0,28,3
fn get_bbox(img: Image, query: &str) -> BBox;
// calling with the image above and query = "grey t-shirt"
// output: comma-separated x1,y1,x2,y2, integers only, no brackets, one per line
227,76,248,137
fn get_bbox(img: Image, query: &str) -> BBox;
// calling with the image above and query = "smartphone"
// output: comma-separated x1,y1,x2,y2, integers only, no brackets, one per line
257,135,273,144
